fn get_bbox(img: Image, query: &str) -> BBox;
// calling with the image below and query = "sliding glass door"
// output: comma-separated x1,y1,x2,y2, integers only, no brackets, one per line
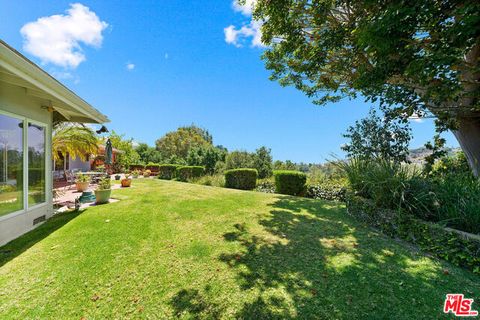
0,114,24,217
0,112,47,218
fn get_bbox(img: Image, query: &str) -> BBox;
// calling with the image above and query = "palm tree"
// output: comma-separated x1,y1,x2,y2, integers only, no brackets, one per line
52,123,98,162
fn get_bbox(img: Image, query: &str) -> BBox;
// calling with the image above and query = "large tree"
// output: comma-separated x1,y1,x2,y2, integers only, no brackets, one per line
155,125,212,161
251,0,480,175
52,123,98,162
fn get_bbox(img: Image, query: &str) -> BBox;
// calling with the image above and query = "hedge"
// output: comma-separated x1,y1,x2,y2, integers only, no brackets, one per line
225,168,258,190
274,170,307,196
346,193,480,274
158,164,180,180
176,166,205,181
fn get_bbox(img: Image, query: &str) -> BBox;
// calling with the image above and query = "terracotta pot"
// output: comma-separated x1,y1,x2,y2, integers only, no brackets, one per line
76,181,90,192
95,189,111,204
121,179,132,187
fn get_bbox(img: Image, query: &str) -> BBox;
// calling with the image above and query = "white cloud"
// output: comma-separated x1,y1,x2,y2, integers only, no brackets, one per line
224,20,264,48
232,0,257,16
20,3,108,68
225,1,264,48
126,63,135,70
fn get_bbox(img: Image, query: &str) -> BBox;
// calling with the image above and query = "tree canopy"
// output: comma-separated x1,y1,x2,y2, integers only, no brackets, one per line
155,125,212,161
251,0,480,175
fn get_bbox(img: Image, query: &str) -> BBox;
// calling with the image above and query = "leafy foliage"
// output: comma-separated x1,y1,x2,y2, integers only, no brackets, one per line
342,108,412,162
155,125,212,160
253,146,273,179
306,181,347,202
106,131,140,169
187,145,227,175
225,151,255,170
52,123,98,162
254,0,480,122
136,143,162,164
346,194,480,274
224,168,258,190
273,170,307,196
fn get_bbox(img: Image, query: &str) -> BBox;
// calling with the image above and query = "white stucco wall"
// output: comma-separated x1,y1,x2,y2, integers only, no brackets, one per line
0,82,53,246
69,156,91,172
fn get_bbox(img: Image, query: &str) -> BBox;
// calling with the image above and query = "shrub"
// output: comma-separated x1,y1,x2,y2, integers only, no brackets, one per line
255,178,275,193
177,166,205,181
158,164,179,180
274,170,307,196
143,169,152,177
224,168,258,190
337,159,435,220
306,180,347,201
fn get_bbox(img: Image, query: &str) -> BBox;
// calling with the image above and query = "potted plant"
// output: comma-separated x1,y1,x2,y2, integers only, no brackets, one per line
75,174,90,192
121,174,132,187
95,176,112,204
132,170,140,178
115,174,121,180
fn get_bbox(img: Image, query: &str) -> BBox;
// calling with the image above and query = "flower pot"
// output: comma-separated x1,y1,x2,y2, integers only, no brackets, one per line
115,175,121,180
95,189,112,204
121,179,131,187
76,181,90,192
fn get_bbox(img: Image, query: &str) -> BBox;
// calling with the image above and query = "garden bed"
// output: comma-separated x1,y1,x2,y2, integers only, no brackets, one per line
346,193,480,274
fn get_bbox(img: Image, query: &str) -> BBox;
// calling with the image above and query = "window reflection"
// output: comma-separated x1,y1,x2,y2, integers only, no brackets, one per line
0,114,24,216
28,123,46,206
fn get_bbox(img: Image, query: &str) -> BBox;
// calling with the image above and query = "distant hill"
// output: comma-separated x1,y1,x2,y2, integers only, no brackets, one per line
408,147,461,164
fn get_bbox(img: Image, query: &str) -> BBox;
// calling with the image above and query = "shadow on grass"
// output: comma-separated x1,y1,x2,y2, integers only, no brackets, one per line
0,210,82,267
170,196,450,319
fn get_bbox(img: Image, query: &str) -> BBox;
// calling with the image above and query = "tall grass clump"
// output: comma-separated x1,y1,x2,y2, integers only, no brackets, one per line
338,158,435,220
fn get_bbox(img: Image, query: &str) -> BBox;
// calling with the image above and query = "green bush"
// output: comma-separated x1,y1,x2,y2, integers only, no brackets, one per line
158,164,179,180
306,180,347,201
177,166,205,181
274,170,307,196
224,168,258,190
145,163,160,171
129,164,145,172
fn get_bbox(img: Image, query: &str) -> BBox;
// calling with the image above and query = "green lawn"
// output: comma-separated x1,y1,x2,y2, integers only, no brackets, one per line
0,179,478,319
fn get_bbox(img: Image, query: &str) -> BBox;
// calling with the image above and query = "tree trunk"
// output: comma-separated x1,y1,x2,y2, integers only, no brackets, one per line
452,117,480,177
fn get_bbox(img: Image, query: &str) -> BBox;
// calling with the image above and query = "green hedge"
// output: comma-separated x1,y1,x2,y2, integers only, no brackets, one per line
158,164,180,180
274,170,307,196
225,168,258,190
177,166,205,181
346,193,480,274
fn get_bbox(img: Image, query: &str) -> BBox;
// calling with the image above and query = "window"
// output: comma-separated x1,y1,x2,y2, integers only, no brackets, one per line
0,114,24,217
28,123,46,206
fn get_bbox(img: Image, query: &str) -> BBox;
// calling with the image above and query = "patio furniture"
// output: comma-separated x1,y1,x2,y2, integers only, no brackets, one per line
64,170,76,190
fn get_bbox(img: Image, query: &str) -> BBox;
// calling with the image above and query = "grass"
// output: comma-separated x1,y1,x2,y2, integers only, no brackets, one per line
0,179,478,319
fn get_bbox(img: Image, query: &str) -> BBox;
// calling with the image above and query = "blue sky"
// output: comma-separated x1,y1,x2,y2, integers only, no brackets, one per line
0,1,458,163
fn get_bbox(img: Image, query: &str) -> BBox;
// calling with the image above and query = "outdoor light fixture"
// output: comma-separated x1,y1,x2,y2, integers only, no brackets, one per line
96,125,109,134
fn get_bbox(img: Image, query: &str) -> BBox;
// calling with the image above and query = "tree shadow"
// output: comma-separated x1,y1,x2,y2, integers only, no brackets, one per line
218,196,456,318
169,285,225,320
0,210,82,267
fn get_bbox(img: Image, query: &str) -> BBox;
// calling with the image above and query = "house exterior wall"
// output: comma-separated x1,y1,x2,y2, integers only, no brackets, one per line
0,82,53,246
69,156,91,172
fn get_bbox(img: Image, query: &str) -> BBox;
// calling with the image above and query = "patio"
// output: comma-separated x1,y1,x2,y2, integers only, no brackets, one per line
53,175,123,211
